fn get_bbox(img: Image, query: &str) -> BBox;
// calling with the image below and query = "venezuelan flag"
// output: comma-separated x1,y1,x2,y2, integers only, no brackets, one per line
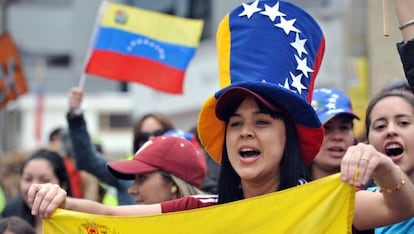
85,2,204,94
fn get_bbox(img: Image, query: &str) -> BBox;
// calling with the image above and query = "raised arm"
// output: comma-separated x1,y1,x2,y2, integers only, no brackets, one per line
393,0,414,91
340,143,414,230
393,0,414,42
28,183,161,218
67,87,134,204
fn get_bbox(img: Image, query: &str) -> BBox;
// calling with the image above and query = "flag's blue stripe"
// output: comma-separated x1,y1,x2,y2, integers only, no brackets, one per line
93,27,196,70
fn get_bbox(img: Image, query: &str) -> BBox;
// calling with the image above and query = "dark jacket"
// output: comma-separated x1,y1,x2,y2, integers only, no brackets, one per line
66,113,135,205
397,39,414,92
1,195,34,226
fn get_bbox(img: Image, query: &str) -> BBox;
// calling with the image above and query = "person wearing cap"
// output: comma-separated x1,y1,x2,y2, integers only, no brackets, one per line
27,0,414,231
309,88,360,180
107,136,206,204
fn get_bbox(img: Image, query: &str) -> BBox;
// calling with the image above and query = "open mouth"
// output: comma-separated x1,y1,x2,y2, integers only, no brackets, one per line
385,143,404,157
240,148,260,158
328,146,345,153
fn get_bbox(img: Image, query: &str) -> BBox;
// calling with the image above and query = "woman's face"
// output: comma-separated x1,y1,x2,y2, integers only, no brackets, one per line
128,171,176,204
140,116,164,133
135,117,166,150
368,96,414,175
225,97,286,184
313,116,355,173
20,158,60,206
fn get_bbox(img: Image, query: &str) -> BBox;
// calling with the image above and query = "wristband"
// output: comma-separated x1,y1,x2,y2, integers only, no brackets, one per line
399,19,414,30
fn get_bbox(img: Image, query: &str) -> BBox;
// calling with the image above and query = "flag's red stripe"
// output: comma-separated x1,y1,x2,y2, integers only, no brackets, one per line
86,50,185,94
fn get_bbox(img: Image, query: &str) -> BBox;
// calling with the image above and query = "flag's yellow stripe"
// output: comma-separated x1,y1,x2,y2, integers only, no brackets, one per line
101,2,204,47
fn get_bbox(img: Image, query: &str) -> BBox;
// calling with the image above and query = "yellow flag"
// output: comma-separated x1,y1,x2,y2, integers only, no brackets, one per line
43,174,355,233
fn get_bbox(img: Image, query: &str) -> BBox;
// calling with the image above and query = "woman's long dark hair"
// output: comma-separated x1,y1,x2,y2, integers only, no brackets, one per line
7,149,72,227
217,98,309,204
21,149,72,197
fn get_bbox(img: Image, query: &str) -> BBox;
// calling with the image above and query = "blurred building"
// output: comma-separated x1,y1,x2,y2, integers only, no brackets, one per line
0,0,406,158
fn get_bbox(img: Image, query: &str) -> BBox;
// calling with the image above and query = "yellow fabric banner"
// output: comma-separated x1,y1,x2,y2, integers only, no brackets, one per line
43,174,355,234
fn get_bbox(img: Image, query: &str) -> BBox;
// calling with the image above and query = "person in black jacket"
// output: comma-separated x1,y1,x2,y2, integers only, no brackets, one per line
394,0,414,92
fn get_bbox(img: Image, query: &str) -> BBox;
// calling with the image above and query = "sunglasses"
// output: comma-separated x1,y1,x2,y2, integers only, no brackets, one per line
136,129,166,145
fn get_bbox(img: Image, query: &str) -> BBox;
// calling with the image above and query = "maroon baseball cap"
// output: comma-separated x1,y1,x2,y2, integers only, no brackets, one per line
107,136,206,188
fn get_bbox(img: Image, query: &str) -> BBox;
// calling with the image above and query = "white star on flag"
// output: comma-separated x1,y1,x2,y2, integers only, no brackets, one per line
260,2,286,21
290,33,308,57
289,72,306,94
275,16,300,35
239,0,261,19
295,55,314,78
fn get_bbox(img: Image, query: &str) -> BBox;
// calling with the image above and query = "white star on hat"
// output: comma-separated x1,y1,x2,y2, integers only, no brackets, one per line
326,102,336,110
290,72,306,94
290,33,308,57
275,16,301,35
328,97,337,103
239,0,261,19
281,78,291,89
260,2,286,21
295,55,314,78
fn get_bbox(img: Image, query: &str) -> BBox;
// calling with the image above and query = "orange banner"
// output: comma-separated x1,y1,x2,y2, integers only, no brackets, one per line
0,32,28,110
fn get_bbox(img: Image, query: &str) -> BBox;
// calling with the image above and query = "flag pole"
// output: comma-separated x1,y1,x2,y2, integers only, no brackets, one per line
383,0,390,37
78,0,110,89
33,58,46,144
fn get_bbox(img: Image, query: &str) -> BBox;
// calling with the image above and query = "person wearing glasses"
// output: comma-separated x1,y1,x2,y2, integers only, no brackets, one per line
131,113,174,154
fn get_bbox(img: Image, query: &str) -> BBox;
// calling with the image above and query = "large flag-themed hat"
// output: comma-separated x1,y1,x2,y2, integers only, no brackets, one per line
198,0,325,164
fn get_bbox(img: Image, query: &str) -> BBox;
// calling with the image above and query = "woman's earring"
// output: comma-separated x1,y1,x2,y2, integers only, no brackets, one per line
170,186,177,194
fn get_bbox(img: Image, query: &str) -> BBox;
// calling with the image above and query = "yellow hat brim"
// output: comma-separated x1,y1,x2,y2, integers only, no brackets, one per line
197,95,225,164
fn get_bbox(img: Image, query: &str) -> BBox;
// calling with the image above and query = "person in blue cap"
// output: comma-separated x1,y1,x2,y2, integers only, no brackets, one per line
309,88,360,180
27,0,414,231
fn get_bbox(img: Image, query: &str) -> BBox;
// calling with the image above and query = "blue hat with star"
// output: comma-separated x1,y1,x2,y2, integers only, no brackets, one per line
312,88,360,124
198,0,325,164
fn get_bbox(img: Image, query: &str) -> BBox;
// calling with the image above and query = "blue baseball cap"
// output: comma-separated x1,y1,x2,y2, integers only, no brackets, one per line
311,88,360,124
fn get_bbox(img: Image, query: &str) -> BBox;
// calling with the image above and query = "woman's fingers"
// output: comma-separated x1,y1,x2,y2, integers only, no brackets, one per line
341,143,381,187
29,183,66,218
341,146,359,184
27,183,41,213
